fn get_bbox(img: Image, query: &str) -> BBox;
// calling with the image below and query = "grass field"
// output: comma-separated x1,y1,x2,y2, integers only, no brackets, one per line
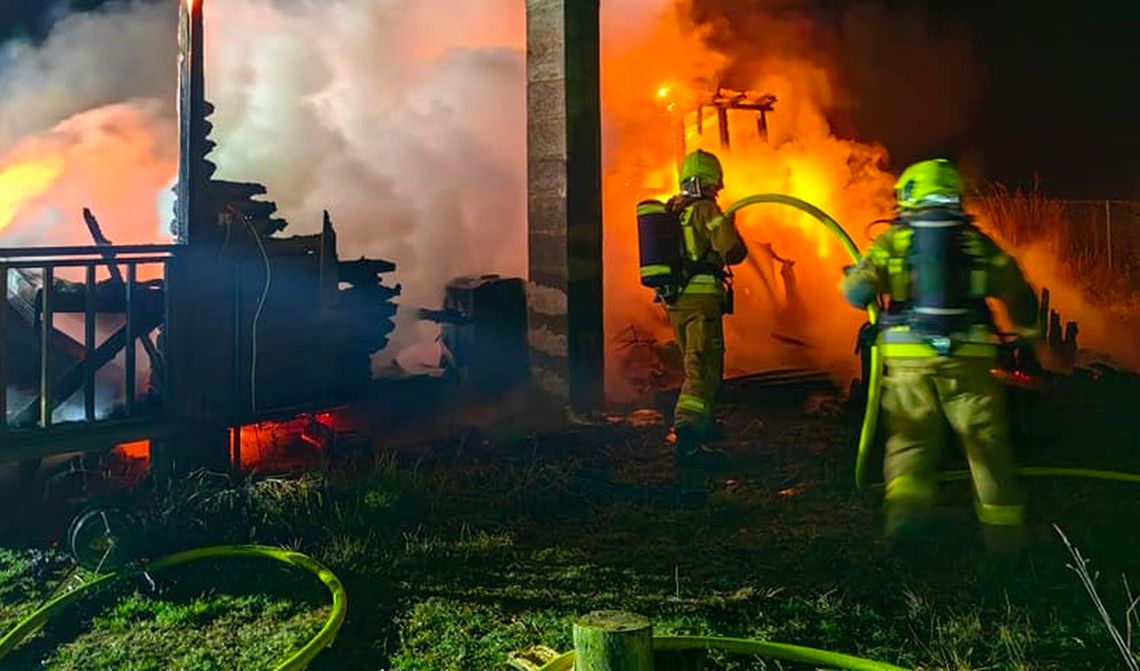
1,380,1138,670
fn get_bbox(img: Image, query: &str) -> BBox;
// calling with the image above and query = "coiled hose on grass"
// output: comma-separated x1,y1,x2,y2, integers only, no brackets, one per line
719,193,1140,492
0,545,347,671
537,635,910,670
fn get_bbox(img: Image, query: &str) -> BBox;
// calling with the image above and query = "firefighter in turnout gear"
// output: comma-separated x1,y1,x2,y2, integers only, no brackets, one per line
663,150,748,468
841,158,1040,561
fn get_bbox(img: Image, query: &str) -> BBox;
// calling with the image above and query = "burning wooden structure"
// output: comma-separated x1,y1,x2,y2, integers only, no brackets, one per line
1,0,400,469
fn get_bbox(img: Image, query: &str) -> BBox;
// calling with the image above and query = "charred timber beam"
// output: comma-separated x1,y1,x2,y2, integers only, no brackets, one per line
82,209,124,286
318,211,337,305
7,271,163,318
0,417,176,466
209,180,267,199
0,245,176,259
338,258,398,282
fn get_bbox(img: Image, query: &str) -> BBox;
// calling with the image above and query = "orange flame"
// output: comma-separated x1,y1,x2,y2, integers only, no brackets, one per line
601,7,897,400
0,156,66,234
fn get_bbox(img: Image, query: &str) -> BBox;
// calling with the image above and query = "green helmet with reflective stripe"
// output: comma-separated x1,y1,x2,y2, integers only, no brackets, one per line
679,150,724,192
895,158,963,210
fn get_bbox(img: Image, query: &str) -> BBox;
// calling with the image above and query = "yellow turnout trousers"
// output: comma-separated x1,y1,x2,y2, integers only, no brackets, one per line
880,354,1026,555
667,293,725,439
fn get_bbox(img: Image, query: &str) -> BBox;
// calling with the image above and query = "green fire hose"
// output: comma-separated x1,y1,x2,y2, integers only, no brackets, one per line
718,193,1140,492
0,545,347,671
719,194,882,490
537,635,910,670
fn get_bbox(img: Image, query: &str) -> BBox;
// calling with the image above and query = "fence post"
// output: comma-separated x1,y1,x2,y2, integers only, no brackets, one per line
572,611,654,670
1106,200,1113,273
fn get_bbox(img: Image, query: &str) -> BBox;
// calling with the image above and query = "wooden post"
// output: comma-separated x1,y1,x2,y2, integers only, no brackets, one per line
572,611,653,671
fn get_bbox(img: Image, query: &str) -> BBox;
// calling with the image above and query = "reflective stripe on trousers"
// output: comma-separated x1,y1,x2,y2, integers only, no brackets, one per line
681,274,723,295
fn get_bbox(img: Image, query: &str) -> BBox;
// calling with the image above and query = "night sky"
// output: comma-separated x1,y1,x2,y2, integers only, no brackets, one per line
2,0,1137,199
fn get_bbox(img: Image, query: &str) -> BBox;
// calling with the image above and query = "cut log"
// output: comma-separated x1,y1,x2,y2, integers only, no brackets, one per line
572,610,653,671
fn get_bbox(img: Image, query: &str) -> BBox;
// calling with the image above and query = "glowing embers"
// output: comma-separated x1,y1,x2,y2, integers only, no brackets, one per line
113,440,151,461
231,410,349,471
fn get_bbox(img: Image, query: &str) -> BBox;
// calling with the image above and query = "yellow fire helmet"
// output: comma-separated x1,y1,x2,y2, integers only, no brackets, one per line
679,149,724,193
895,158,963,210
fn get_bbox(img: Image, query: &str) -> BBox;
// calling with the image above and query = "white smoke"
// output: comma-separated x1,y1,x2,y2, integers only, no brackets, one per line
0,0,527,372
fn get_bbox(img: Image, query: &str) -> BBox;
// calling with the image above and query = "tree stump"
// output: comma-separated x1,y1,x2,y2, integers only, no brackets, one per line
572,611,654,670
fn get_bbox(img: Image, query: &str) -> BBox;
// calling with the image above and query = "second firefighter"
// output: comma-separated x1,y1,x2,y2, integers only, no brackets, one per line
663,150,748,466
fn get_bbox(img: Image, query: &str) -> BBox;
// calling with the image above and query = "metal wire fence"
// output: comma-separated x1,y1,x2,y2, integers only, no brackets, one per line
974,187,1140,298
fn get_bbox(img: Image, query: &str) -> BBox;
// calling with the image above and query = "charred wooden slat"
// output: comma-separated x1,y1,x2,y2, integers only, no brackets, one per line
210,180,268,199
82,209,124,286
8,268,163,317
338,258,398,283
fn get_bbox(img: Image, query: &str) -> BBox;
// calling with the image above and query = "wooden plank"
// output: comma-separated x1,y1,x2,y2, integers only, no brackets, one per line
0,417,176,465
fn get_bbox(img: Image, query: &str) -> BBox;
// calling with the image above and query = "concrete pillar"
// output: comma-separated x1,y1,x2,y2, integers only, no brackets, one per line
526,0,605,413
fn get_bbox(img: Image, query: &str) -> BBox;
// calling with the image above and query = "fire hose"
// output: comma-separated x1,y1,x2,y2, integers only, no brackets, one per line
718,193,1140,491
718,194,882,490
535,636,910,670
0,545,347,671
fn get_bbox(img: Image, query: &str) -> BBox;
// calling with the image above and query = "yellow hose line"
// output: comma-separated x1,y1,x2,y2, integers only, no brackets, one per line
721,194,879,490
941,467,1140,485
0,545,346,671
538,635,911,670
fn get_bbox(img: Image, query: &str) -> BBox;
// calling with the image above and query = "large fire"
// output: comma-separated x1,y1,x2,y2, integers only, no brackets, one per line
601,2,897,400
1,0,1134,413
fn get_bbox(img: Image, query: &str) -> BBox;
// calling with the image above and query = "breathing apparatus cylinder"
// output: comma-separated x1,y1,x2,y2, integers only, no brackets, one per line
893,211,982,350
636,199,683,291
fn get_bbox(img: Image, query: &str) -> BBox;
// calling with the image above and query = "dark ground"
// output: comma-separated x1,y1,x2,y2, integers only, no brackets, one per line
1,371,1139,670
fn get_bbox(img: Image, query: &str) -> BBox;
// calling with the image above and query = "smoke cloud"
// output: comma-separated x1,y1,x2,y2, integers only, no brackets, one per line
686,0,987,167
0,0,526,371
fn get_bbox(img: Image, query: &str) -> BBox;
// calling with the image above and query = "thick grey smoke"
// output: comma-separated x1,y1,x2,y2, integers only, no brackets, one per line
0,1,176,153
0,0,527,372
